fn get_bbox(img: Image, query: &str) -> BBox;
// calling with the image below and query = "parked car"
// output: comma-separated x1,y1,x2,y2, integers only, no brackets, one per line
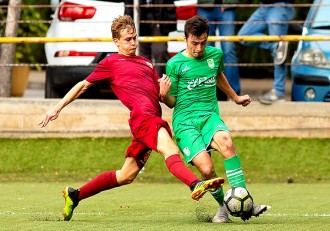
45,0,124,98
45,0,210,99
290,0,330,102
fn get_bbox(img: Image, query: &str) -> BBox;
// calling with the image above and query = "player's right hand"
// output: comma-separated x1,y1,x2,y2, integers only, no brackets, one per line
158,74,172,97
39,109,60,128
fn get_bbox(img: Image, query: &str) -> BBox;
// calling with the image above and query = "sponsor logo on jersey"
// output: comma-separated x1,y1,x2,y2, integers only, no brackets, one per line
181,65,191,74
187,75,216,90
207,59,215,69
183,147,190,156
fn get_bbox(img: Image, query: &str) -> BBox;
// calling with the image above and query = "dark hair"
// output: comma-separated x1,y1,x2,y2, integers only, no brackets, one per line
184,15,209,38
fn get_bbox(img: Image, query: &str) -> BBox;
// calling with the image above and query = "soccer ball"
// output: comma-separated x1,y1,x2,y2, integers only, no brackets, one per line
224,187,253,217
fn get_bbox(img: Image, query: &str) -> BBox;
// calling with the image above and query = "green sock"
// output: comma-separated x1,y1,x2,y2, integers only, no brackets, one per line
224,155,246,188
210,186,225,205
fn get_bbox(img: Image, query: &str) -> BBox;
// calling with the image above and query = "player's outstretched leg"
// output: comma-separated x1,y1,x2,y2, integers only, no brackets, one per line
212,205,231,223
62,186,79,221
241,204,271,221
191,177,224,201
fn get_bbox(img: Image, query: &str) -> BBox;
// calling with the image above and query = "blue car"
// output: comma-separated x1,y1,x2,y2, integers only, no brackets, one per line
291,0,330,102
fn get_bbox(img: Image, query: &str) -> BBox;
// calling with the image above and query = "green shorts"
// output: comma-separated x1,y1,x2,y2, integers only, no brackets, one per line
173,113,229,163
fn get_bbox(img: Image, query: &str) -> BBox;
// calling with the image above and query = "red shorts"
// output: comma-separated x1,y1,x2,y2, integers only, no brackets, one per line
125,116,172,168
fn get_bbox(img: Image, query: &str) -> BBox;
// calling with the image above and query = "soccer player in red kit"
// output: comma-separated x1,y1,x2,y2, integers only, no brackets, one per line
39,15,224,221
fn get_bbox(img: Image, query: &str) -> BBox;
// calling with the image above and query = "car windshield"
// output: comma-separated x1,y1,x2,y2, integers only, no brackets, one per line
311,0,330,29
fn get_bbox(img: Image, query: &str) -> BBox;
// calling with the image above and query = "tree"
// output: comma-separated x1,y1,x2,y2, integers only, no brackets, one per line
0,0,21,97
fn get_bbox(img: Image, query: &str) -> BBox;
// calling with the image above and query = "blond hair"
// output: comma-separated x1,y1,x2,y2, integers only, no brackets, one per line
111,15,136,40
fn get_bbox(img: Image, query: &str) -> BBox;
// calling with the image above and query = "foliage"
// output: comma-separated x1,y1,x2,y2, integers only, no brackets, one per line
15,0,51,70
0,0,51,70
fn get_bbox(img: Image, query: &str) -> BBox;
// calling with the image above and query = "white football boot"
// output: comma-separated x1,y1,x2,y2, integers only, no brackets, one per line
212,205,231,223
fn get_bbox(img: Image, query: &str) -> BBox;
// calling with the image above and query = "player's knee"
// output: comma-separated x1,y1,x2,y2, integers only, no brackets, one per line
200,166,216,179
219,133,234,148
215,132,236,158
116,169,138,185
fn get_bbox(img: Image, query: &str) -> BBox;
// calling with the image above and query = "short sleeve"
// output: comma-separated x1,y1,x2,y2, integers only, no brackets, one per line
86,58,112,83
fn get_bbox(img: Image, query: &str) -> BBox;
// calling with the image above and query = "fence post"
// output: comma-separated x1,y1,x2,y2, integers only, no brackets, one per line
0,0,21,97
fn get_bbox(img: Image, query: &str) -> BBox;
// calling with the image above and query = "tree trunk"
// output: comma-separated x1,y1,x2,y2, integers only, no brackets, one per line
0,0,21,97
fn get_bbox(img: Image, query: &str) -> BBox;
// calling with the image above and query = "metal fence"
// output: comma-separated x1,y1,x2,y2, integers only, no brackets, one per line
0,2,329,68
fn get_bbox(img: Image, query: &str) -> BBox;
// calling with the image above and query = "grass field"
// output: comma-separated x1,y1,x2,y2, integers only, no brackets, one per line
0,182,329,231
1,137,329,230
1,137,329,183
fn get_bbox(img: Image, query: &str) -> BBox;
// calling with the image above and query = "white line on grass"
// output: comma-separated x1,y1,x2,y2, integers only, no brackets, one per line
0,211,104,216
1,211,330,217
265,213,330,217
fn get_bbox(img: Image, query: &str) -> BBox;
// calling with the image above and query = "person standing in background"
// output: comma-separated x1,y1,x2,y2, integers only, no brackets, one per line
197,0,240,100
238,0,295,105
124,0,177,77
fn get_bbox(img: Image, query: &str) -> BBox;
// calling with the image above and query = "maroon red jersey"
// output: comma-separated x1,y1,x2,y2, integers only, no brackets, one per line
85,54,161,131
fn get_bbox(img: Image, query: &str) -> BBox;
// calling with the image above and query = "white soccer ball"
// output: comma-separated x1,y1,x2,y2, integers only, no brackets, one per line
224,187,253,217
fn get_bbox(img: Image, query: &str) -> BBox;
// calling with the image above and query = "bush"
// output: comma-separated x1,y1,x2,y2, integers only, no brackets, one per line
16,0,51,70
0,0,51,70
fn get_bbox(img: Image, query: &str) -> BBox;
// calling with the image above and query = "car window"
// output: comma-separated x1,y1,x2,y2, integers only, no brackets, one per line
311,0,330,29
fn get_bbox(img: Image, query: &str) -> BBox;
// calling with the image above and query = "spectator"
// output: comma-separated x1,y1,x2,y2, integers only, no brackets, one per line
197,0,240,99
124,0,177,77
238,0,295,105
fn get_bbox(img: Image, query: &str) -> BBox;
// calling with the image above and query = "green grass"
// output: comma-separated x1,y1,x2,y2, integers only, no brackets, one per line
1,137,329,230
0,137,329,183
0,182,329,231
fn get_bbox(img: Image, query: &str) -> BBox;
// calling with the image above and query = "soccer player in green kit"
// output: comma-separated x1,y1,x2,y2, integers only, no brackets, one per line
160,15,270,223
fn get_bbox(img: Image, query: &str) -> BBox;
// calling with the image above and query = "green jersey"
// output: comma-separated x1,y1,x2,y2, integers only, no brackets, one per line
166,46,225,127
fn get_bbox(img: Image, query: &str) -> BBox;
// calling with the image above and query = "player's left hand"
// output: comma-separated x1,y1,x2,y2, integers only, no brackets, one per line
158,74,172,97
235,95,252,107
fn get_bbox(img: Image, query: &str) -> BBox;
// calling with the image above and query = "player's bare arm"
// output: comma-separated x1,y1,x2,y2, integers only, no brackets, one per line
39,80,94,128
235,95,252,107
216,73,252,107
216,72,238,100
